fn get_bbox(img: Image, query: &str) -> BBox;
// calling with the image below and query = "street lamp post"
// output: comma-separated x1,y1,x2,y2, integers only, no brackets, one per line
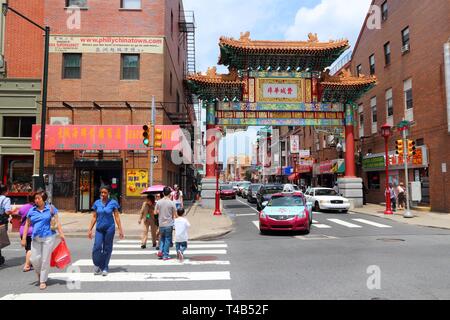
213,127,222,216
381,124,393,215
2,3,50,191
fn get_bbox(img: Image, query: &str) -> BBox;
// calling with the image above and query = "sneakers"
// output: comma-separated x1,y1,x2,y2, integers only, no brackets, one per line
156,246,160,250
157,251,163,258
102,270,108,277
152,243,157,248
94,266,102,275
177,250,184,262
141,244,146,249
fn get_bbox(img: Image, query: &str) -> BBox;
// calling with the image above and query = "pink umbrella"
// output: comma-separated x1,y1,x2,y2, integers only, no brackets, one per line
141,185,172,194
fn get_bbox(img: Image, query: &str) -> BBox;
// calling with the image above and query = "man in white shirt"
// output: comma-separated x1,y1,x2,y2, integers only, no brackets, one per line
174,208,190,262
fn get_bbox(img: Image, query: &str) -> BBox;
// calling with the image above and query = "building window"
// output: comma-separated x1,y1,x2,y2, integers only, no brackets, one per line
2,117,36,138
404,79,413,109
358,104,364,138
384,42,391,66
62,53,82,79
382,1,388,21
371,97,377,134
171,10,174,38
66,0,87,7
402,27,410,53
120,0,141,9
121,54,140,80
386,88,393,117
369,54,375,75
356,64,362,77
367,172,381,190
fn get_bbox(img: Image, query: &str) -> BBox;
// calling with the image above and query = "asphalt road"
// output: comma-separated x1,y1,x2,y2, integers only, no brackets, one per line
1,197,450,300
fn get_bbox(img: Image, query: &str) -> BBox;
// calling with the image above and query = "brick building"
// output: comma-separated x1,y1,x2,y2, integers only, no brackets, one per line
42,0,195,212
0,0,42,203
350,0,450,212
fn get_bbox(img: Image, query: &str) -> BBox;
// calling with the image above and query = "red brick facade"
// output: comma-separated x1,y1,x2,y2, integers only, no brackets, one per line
349,0,450,212
43,0,192,212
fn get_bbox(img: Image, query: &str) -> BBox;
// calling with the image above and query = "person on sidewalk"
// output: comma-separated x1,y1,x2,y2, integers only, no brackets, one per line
0,184,19,266
19,193,35,272
156,187,177,261
139,194,158,249
389,183,397,212
396,182,406,210
88,186,124,277
171,185,184,210
21,192,65,290
174,208,190,262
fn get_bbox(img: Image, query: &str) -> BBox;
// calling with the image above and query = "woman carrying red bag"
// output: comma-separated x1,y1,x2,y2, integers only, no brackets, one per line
21,192,65,290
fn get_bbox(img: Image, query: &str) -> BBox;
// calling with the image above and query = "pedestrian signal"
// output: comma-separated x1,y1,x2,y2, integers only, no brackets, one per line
395,139,404,156
142,124,150,147
408,140,416,156
154,128,163,148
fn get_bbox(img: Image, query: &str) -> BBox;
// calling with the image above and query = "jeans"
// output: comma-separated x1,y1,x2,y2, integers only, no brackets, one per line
391,198,397,211
30,236,56,283
159,226,173,259
176,242,187,254
92,224,115,272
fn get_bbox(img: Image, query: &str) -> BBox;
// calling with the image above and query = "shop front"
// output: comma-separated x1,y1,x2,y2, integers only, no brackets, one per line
2,156,34,204
362,145,429,205
313,159,345,188
290,160,313,188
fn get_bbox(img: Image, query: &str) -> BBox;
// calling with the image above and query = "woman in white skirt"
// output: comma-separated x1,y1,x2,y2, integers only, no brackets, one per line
22,192,65,290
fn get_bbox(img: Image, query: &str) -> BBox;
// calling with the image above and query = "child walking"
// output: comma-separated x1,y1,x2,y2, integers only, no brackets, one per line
174,208,190,262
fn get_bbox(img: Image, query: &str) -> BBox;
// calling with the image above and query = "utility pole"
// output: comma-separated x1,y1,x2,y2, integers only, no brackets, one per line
149,96,155,187
403,128,413,218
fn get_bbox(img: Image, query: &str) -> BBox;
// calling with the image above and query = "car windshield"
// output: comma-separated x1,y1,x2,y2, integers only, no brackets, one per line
250,185,262,191
269,196,304,207
265,186,283,194
315,189,338,196
220,185,233,190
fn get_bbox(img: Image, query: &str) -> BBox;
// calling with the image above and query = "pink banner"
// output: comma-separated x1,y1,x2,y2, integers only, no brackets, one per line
31,125,183,151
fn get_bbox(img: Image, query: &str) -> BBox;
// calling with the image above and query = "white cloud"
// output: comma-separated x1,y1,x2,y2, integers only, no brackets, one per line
285,0,372,47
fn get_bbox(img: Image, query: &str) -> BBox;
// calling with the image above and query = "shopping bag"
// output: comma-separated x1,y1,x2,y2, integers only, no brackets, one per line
50,239,71,269
0,225,10,250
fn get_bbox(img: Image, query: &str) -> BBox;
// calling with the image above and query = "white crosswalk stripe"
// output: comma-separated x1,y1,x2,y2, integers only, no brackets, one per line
1,240,233,300
312,220,332,229
352,219,392,228
327,219,362,228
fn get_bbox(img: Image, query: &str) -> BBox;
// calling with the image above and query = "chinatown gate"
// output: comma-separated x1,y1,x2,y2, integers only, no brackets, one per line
187,33,376,209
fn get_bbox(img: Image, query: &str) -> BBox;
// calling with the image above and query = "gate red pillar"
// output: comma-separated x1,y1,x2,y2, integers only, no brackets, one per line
205,102,217,178
344,104,356,178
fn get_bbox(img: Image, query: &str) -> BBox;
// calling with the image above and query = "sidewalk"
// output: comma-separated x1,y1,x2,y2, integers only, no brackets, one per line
350,203,450,230
10,202,234,240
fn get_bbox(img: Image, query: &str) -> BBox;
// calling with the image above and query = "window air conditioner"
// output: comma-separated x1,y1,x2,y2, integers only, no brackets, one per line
0,54,5,72
401,44,410,54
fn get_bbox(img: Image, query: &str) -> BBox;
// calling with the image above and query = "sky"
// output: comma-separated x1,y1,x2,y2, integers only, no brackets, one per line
183,0,373,164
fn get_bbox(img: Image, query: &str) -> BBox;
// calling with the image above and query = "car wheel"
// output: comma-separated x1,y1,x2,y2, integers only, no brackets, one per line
260,229,268,235
314,202,321,212
0,256,5,266
304,227,310,235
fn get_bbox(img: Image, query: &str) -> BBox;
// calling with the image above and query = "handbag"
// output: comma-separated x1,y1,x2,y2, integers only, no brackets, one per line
50,205,57,231
0,224,10,250
50,239,71,269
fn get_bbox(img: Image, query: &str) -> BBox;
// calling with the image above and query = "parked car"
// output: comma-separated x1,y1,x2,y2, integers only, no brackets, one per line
220,184,236,200
256,184,284,211
304,187,350,213
247,184,263,203
241,184,251,198
259,192,312,234
237,181,251,196
283,184,300,193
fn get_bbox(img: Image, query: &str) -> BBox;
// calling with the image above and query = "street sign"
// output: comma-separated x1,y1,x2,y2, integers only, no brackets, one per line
152,156,158,164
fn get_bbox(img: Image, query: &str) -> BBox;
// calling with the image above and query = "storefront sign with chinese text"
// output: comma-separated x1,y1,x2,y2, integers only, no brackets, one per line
290,135,300,154
126,169,148,197
257,78,304,103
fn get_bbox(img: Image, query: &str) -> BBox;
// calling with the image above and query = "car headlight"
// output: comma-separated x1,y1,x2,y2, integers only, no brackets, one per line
297,210,306,218
260,212,267,219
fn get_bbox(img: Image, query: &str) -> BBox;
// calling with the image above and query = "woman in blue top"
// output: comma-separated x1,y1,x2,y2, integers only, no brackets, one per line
21,192,65,290
88,186,124,276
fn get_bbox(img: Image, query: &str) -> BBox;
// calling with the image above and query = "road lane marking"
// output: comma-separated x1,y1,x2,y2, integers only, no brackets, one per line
47,271,231,282
1,289,232,300
112,249,227,255
312,220,332,229
117,240,225,244
236,199,260,213
72,259,231,267
114,244,228,249
235,213,257,217
352,219,392,228
252,221,259,229
327,219,362,228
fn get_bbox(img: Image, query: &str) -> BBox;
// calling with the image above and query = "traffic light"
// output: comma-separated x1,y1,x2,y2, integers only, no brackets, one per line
154,128,163,148
395,139,404,156
142,124,150,147
407,139,416,156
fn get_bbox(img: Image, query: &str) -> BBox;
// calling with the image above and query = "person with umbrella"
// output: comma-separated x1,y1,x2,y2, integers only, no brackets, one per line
138,194,158,249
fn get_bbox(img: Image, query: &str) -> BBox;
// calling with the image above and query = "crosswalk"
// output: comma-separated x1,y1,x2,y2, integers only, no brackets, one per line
253,216,392,230
1,239,232,300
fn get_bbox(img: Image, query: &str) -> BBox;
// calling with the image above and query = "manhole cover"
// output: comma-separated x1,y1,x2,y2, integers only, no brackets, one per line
189,256,218,261
377,238,405,242
295,234,338,240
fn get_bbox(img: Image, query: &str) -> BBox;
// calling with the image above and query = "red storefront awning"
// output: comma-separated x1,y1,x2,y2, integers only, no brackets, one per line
288,173,300,181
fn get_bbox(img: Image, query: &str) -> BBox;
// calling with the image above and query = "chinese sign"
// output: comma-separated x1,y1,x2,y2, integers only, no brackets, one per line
31,125,182,151
126,169,148,197
290,135,300,154
216,102,344,112
363,156,385,171
362,146,428,171
257,79,304,103
49,35,164,54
